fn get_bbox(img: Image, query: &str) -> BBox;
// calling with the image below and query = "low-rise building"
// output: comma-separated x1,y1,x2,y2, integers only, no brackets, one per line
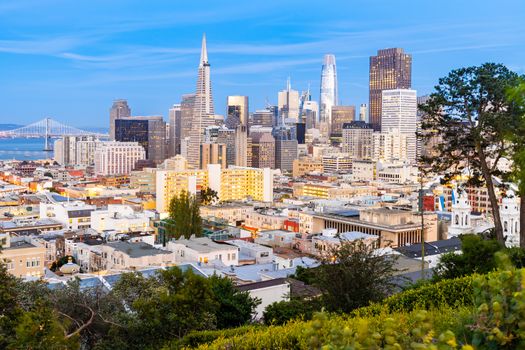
167,236,239,266
0,233,46,278
227,239,273,264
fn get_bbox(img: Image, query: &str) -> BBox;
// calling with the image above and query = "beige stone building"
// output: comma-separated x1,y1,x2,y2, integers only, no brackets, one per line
1,233,46,278
292,157,324,178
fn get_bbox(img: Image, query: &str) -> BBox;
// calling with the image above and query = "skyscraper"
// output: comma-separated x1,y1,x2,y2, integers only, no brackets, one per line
109,99,131,140
369,48,412,131
115,116,166,164
319,54,338,136
278,79,300,124
359,104,368,122
381,89,417,162
225,96,248,129
169,104,182,157
234,125,248,167
251,109,274,128
188,34,215,168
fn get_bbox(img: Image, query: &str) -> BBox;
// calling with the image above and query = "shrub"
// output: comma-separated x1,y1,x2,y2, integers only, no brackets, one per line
352,274,474,317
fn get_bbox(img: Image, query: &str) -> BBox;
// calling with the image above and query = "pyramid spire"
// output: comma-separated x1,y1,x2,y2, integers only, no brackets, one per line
200,33,208,65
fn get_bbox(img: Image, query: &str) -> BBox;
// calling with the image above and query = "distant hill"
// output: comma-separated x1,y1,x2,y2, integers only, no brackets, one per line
0,124,22,131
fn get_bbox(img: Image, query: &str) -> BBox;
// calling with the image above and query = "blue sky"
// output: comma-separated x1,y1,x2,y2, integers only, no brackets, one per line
1,0,524,129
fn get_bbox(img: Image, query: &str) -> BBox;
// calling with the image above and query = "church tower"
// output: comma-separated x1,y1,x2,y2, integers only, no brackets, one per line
500,190,520,247
448,189,472,238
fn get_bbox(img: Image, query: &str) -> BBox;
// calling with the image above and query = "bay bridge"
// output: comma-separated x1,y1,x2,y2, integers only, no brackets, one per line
0,118,108,151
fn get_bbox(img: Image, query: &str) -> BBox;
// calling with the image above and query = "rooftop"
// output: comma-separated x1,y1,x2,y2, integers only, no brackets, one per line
171,237,237,254
107,241,172,258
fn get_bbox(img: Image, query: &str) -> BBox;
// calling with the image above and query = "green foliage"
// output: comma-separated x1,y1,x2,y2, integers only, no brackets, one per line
10,303,79,350
471,252,525,349
193,307,474,350
434,235,503,280
168,190,202,240
291,265,317,285
420,63,522,243
104,267,260,349
313,240,400,313
263,298,322,326
165,326,257,349
0,262,79,349
200,187,218,205
353,274,474,318
208,275,260,328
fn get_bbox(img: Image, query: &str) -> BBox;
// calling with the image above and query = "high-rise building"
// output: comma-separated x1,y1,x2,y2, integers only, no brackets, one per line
251,109,274,128
54,136,99,166
188,34,215,168
115,116,166,164
381,89,417,162
275,139,298,172
319,54,338,136
216,127,236,166
200,143,227,169
373,130,408,162
342,121,374,160
94,142,146,176
180,94,196,144
109,99,131,141
330,106,356,137
302,100,319,129
225,96,248,129
250,131,275,169
278,79,300,124
235,125,248,167
369,48,412,131
156,164,273,212
169,104,182,157
359,104,368,122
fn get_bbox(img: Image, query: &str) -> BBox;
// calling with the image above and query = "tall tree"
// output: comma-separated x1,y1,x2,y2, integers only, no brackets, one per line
208,275,260,328
168,190,202,239
313,240,399,313
506,80,525,248
420,63,521,244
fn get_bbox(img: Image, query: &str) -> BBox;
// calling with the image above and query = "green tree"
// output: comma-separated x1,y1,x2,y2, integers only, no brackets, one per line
434,234,502,280
209,275,260,328
200,187,219,205
313,240,399,313
10,303,79,350
263,298,322,325
420,63,521,244
506,80,525,247
167,190,202,239
108,267,218,349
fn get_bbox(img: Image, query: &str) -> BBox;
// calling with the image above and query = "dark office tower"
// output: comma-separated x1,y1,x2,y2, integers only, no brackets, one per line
169,104,182,157
109,99,131,140
295,123,306,144
115,116,166,164
251,109,274,128
275,139,298,172
369,48,412,131
225,96,248,129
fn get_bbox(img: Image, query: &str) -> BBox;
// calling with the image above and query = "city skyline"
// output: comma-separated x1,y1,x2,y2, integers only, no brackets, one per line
1,0,524,127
